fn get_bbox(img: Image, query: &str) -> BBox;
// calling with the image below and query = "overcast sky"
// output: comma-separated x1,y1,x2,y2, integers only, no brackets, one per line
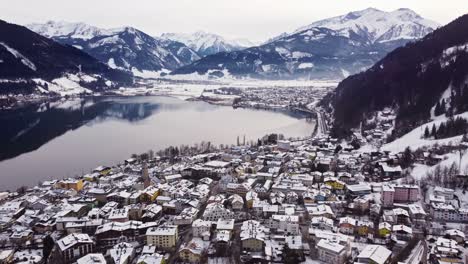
2,0,466,42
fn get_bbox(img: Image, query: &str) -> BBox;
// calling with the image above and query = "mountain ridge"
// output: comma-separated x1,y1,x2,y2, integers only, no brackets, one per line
323,13,468,138
161,31,255,57
0,19,132,94
27,21,201,72
171,8,439,79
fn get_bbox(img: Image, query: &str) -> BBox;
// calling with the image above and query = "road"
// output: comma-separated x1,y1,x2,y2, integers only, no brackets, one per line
293,106,328,137
406,240,427,264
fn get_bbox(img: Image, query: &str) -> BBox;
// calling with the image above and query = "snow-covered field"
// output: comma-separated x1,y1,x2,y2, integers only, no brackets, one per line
381,112,468,153
118,77,338,100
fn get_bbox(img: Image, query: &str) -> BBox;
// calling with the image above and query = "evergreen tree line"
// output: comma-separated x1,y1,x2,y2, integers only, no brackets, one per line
423,117,468,139
434,85,468,117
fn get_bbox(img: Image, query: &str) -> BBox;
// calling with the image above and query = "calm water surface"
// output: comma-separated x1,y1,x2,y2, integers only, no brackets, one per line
0,96,314,190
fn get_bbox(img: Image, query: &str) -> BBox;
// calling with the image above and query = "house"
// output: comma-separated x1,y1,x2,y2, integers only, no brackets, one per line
203,203,234,221
267,215,300,235
306,204,334,219
174,207,199,225
146,225,178,249
392,225,412,241
95,221,157,247
310,217,334,231
109,242,135,264
357,220,374,236
240,220,268,252
431,203,464,222
338,217,356,235
192,219,211,240
108,208,130,222
57,233,95,263
434,186,455,200
165,174,182,183
357,245,392,264
178,238,209,263
316,239,348,264
77,254,106,264
430,237,462,263
228,194,244,210
55,179,84,192
445,229,465,243
93,166,111,176
216,219,235,237
245,190,258,209
136,253,165,264
141,186,160,203
379,163,402,178
324,177,345,190
378,222,392,238
346,183,372,196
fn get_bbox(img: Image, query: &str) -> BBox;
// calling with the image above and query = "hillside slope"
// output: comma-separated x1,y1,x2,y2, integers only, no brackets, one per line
325,14,468,137
0,20,132,94
172,8,438,80
28,21,200,72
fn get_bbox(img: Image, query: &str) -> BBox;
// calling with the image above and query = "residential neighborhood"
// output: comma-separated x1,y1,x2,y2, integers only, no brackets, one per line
0,125,467,264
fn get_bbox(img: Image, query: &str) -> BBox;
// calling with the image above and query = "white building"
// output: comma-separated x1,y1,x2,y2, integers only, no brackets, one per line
357,245,392,264
203,203,234,221
317,239,348,264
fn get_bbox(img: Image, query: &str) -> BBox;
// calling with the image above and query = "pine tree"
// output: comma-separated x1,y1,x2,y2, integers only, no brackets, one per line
434,101,442,116
441,99,446,114
424,126,430,138
431,124,437,138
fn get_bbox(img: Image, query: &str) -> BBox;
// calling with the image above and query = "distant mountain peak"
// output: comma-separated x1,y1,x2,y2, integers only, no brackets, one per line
27,21,200,72
173,8,439,80
27,20,110,40
161,31,254,57
295,8,439,44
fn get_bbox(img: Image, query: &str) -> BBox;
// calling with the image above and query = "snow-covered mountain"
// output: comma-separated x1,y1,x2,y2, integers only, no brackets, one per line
0,20,131,95
296,8,439,44
27,21,201,73
173,8,439,79
324,13,468,138
27,21,111,40
161,31,255,57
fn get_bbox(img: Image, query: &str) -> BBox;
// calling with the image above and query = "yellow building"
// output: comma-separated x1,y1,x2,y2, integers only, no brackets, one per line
56,179,84,191
324,177,345,190
357,221,374,236
146,226,178,249
93,166,111,176
378,222,392,237
141,186,160,203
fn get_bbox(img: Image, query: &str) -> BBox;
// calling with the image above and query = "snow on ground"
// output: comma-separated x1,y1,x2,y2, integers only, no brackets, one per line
208,258,233,264
0,42,37,71
430,85,452,119
48,74,93,96
302,257,324,264
132,68,171,78
412,151,468,180
117,77,337,101
382,112,468,153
